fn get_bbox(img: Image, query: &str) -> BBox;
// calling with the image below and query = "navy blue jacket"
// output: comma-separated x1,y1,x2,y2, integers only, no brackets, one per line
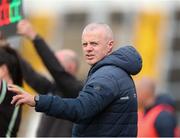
35,46,142,137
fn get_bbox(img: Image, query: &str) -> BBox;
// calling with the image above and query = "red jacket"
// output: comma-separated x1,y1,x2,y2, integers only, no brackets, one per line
138,104,178,137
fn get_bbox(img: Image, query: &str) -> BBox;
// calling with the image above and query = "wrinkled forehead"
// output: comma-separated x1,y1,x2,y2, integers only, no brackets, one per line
82,28,109,43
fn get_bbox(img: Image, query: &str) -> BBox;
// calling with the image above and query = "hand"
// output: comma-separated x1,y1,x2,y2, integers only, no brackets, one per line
17,19,37,40
8,84,36,107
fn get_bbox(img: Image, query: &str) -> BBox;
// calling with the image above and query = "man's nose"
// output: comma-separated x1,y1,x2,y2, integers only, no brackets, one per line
86,44,93,51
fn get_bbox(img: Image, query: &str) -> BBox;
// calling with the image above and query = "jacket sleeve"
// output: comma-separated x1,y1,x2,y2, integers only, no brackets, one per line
155,111,177,137
35,76,117,123
32,35,82,98
19,57,55,94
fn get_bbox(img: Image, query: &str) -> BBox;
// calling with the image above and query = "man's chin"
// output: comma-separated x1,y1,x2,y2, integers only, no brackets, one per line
86,60,95,66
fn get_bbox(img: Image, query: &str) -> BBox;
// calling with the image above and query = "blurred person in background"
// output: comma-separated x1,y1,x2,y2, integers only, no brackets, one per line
10,22,142,137
155,93,180,137
0,34,23,137
17,20,83,137
136,77,178,137
136,77,156,128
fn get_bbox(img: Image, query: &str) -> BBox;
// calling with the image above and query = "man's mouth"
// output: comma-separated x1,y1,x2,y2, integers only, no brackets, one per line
86,54,94,60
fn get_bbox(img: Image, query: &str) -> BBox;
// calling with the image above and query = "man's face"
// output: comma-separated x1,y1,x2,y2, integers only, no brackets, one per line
55,51,77,76
82,29,112,65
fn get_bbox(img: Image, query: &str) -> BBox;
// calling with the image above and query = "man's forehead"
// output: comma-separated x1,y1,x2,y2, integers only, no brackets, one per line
83,27,106,35
82,39,99,43
82,30,105,40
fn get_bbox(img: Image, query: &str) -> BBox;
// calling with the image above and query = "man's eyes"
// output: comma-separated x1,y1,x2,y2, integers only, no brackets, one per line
90,42,98,46
82,42,98,47
82,43,88,46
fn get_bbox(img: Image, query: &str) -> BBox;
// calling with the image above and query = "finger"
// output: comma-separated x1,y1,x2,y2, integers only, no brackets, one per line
11,95,23,105
8,87,21,94
11,95,21,105
8,84,19,88
8,84,25,92
15,98,26,106
8,84,22,94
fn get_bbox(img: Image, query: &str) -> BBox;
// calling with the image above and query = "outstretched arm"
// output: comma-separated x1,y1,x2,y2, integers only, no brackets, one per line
9,76,117,123
17,19,82,98
32,36,82,97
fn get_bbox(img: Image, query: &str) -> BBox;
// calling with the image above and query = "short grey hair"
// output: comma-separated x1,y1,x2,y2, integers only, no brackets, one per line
82,23,114,41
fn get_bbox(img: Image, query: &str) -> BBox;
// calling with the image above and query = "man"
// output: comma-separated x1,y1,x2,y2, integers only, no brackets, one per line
17,20,82,136
136,77,178,137
136,77,157,137
9,23,142,137
0,40,23,137
136,77,156,113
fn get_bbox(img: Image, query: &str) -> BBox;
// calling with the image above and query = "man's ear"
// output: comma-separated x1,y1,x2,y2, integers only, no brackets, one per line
108,40,114,53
